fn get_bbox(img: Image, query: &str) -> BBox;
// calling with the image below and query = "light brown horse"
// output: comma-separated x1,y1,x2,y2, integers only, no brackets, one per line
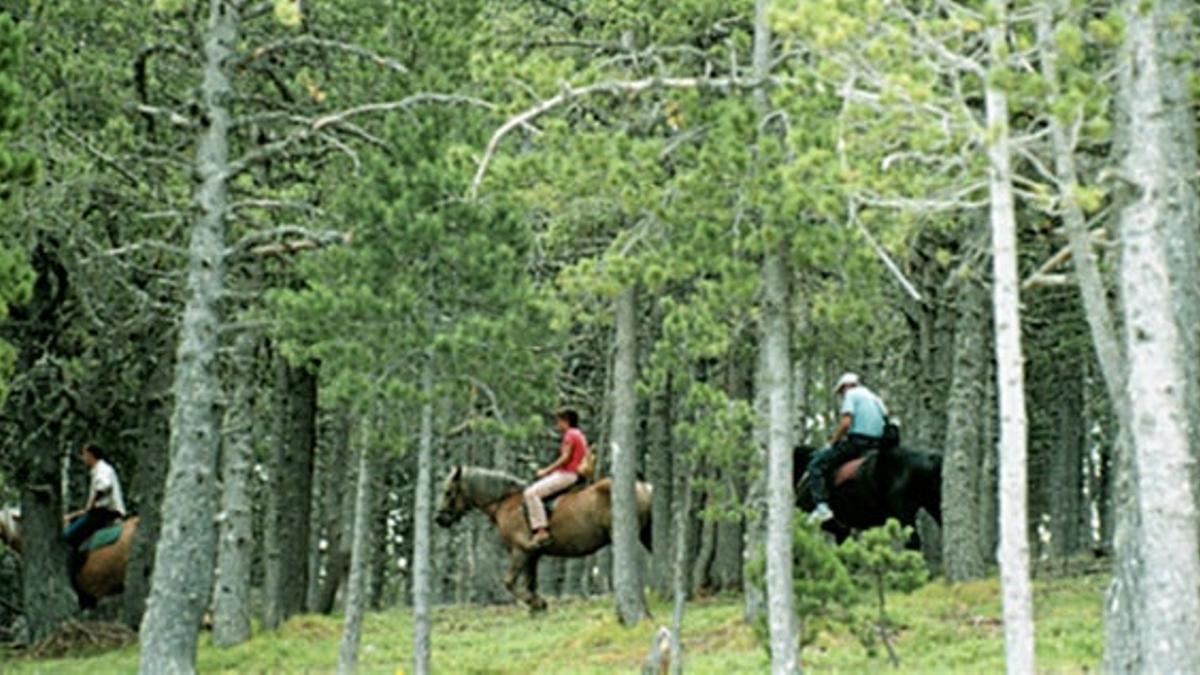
435,466,652,612
0,507,139,606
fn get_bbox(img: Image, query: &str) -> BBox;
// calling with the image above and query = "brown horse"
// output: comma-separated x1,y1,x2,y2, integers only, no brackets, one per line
0,507,139,606
435,466,652,612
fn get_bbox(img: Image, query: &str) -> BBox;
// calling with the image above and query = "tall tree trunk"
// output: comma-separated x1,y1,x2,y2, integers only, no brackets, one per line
763,239,797,674
412,357,435,675
743,340,768,623
668,444,694,675
1049,355,1084,559
647,374,673,598
316,414,353,614
985,3,1033,669
18,444,75,642
753,0,796,668
123,334,172,630
7,243,76,643
690,496,716,596
1111,0,1200,666
337,418,375,675
1034,0,1128,566
713,486,744,591
138,3,236,671
610,286,647,625
211,329,257,647
941,276,988,581
264,356,317,629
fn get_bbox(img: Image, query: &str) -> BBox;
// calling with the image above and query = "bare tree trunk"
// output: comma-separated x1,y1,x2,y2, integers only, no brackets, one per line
123,333,173,630
985,3,1033,669
317,416,355,614
337,418,375,675
713,491,744,591
412,357,435,675
211,329,257,647
264,356,317,629
1111,0,1200,666
647,375,673,598
6,244,77,642
743,339,768,623
138,3,236,671
753,0,796,668
611,287,647,625
668,448,694,675
942,276,989,581
763,239,797,674
690,497,716,596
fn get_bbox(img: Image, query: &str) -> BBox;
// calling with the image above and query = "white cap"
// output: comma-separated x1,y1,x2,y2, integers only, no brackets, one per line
835,372,860,391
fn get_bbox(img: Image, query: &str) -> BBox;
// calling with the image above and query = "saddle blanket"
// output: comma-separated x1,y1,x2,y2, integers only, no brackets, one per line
81,522,123,553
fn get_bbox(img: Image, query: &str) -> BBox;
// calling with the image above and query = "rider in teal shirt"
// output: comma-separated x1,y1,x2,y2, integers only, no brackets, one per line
807,373,889,523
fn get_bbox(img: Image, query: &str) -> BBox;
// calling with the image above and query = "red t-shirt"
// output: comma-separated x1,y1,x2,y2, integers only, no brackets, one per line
557,427,589,474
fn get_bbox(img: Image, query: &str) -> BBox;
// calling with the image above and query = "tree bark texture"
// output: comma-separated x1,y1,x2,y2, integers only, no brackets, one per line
264,356,317,630
138,4,236,672
985,4,1034,670
941,277,989,582
763,241,797,674
211,329,258,647
668,447,694,675
123,336,172,630
412,358,435,675
6,243,76,643
337,419,375,675
315,414,352,614
743,339,768,623
1112,0,1200,666
610,286,647,625
647,375,673,598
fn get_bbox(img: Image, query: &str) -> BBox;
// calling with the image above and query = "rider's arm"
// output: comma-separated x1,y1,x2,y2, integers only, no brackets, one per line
829,413,852,445
537,438,572,477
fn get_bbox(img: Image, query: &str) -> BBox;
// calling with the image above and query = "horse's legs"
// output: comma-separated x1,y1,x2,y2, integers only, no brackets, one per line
504,549,530,603
525,555,546,613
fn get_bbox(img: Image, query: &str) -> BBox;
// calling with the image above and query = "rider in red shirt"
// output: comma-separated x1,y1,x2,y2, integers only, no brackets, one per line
524,408,589,549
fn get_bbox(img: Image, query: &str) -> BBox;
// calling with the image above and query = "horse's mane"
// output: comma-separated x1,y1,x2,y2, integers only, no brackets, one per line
459,466,526,504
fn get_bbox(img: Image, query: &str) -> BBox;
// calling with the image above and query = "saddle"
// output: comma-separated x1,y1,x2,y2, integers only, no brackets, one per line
535,481,589,520
78,521,123,554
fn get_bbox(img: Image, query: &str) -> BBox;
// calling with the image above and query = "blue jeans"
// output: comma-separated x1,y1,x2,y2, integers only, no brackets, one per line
806,435,880,504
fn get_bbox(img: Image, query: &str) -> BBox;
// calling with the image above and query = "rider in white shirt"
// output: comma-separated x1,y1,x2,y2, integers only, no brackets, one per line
64,443,125,583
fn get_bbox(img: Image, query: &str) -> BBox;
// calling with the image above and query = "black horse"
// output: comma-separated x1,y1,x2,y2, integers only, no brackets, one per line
793,444,942,544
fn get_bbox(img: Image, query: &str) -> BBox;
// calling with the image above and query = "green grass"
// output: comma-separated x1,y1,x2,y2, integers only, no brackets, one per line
4,571,1105,674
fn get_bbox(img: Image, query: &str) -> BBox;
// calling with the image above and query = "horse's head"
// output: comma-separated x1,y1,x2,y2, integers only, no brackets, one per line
435,466,467,527
0,506,21,553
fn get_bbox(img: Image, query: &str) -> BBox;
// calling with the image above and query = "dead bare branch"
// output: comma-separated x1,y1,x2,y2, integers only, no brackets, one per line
469,75,778,199
239,35,408,75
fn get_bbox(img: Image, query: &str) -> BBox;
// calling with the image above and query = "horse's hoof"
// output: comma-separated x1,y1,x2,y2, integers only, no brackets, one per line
529,599,548,614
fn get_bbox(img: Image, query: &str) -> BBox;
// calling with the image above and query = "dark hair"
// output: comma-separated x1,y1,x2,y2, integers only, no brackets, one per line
82,443,105,462
556,408,579,428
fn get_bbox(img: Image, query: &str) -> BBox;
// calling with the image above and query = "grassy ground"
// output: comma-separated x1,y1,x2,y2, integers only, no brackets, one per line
4,571,1105,674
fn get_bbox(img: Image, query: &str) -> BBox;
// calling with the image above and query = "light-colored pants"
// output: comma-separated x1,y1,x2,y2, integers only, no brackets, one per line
524,472,578,530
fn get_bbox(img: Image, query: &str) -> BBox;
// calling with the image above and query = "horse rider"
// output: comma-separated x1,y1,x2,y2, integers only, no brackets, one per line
524,408,589,549
807,373,889,524
64,442,126,581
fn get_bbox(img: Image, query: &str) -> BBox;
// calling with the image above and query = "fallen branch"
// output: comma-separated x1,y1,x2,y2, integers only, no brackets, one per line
22,620,137,659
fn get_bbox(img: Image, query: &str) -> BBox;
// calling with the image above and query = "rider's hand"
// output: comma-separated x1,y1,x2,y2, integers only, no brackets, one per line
536,468,549,478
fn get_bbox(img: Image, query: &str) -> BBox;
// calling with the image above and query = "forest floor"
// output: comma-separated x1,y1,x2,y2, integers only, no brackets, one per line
4,566,1105,674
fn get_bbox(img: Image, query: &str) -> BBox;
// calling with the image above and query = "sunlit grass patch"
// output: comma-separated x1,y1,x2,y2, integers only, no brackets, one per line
3,569,1105,674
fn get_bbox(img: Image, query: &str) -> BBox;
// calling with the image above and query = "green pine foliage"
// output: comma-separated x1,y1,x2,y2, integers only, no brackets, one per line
747,518,857,661
0,13,34,406
838,518,930,666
